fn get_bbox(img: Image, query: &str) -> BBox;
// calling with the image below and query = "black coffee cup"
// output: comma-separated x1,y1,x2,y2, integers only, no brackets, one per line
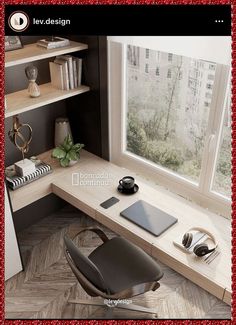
119,176,135,190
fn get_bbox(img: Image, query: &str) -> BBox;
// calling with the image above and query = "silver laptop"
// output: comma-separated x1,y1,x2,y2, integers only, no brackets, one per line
120,200,178,236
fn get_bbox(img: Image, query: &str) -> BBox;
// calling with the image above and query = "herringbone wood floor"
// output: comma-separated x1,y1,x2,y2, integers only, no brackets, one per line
5,205,231,319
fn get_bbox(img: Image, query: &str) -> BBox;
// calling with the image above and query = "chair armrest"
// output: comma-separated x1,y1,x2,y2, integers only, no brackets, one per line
71,227,109,243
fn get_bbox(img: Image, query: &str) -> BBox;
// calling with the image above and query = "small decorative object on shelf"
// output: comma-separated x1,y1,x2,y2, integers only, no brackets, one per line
52,134,84,167
8,115,32,157
5,36,23,52
25,65,41,98
37,36,70,49
5,157,52,190
54,117,73,147
8,115,35,177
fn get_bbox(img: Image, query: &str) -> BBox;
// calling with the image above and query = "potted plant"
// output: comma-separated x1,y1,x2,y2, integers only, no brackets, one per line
52,134,84,167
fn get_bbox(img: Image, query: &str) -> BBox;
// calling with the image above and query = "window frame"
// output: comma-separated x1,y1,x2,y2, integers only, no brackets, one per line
108,41,231,218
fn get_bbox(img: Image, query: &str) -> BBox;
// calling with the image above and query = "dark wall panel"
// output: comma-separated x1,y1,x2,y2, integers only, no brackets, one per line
13,194,66,233
67,36,102,157
98,37,109,160
65,36,109,159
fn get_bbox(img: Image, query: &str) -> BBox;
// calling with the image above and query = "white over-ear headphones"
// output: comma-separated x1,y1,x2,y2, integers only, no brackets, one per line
182,227,218,257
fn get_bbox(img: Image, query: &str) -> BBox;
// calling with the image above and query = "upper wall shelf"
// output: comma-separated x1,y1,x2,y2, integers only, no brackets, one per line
5,83,90,118
5,41,88,68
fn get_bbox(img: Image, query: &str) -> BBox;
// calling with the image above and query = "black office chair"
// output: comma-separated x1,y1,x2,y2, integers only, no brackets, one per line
64,227,163,318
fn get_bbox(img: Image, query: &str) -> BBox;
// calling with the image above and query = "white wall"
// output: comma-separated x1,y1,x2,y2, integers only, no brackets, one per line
107,36,231,65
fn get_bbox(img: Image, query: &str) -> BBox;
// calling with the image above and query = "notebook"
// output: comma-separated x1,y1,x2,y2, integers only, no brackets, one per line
120,200,178,236
6,161,52,190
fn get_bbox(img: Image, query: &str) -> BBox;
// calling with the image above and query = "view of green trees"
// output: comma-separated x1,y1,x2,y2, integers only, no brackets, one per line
127,109,202,180
126,45,231,198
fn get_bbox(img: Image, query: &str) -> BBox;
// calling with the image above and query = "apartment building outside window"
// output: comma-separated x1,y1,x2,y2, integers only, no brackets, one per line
109,40,231,217
168,53,173,61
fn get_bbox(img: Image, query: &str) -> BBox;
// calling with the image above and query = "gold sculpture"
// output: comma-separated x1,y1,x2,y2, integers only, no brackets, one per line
8,115,33,161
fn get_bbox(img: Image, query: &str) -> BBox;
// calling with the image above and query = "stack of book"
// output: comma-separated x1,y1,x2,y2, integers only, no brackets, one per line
5,160,52,191
37,37,70,49
49,55,82,91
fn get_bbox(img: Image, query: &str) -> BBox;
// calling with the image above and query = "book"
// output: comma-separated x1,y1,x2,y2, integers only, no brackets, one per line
76,58,82,86
56,55,74,89
5,160,53,191
37,37,70,49
72,58,78,88
54,58,70,90
49,62,64,90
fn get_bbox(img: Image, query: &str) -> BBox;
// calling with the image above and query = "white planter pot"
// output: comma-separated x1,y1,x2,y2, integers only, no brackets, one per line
69,160,78,167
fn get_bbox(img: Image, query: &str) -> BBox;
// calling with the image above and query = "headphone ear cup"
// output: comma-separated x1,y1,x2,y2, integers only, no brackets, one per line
193,243,209,256
182,233,193,248
182,233,188,247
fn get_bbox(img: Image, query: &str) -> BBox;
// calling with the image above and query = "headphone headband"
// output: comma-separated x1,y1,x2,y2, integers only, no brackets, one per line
186,227,218,250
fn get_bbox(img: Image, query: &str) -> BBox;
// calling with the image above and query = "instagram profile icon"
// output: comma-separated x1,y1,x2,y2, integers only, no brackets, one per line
8,11,30,32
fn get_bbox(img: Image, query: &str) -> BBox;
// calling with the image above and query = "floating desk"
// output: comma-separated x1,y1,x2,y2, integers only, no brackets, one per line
9,149,231,305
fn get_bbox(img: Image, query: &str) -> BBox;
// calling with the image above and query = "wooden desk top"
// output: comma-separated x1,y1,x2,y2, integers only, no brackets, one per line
9,149,231,304
51,150,231,305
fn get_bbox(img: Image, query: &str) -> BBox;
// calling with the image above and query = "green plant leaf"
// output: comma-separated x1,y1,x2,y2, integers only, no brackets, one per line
72,143,84,152
63,134,73,147
66,150,78,161
63,134,73,152
52,147,66,159
60,157,70,167
59,144,65,150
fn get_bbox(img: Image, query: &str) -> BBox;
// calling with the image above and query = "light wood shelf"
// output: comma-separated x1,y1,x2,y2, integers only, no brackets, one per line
9,150,65,212
5,41,88,68
5,83,90,118
9,150,88,212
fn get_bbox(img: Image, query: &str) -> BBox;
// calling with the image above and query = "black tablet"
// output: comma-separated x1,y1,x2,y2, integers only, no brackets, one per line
120,200,178,236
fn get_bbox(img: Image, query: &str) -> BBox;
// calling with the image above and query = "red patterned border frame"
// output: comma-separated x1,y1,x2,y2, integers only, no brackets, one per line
1,0,234,324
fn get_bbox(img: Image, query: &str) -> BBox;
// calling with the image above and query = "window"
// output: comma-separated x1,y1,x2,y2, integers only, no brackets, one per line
146,48,149,59
209,64,216,70
206,83,213,89
109,41,231,217
126,47,218,183
168,53,173,61
212,97,231,198
127,45,140,67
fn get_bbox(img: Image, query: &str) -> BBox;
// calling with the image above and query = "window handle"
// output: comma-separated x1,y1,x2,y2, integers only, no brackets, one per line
208,133,216,153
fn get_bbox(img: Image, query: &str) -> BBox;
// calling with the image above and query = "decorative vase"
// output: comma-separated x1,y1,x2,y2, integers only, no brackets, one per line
54,117,73,147
25,65,40,98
